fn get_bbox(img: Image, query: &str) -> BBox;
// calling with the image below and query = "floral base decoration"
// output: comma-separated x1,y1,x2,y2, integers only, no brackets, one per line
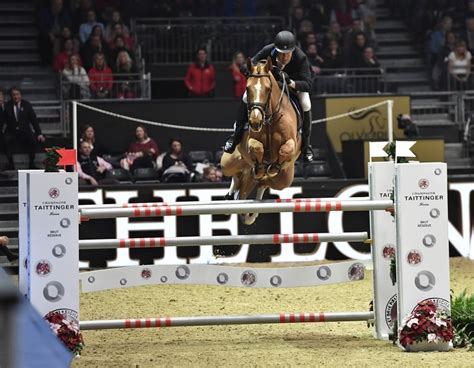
43,147,61,172
399,300,453,352
45,312,84,355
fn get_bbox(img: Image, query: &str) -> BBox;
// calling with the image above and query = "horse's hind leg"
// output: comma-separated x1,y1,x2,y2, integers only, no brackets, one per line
267,138,296,177
248,138,265,179
224,176,240,200
242,186,267,225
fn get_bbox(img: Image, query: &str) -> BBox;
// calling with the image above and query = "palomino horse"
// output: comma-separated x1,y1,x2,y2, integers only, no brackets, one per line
221,57,301,224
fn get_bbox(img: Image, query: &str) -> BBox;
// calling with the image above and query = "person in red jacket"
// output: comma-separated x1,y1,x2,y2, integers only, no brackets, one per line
230,51,247,98
184,48,216,97
88,52,113,99
53,38,82,72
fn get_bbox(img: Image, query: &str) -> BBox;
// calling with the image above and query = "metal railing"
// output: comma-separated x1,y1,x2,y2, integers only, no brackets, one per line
60,73,151,101
314,68,386,94
410,91,462,129
131,17,285,64
32,100,66,137
446,65,474,92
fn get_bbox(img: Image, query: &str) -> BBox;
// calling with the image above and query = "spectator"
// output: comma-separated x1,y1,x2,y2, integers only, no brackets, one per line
324,21,343,50
81,34,109,71
79,9,105,44
297,19,315,42
358,46,380,69
114,50,139,99
357,46,382,92
322,39,344,69
0,90,8,177
306,44,324,76
80,124,106,156
347,31,367,67
53,38,82,72
110,35,135,65
343,18,372,57
291,6,305,34
162,138,193,183
88,52,113,99
330,0,357,30
229,51,247,98
107,23,134,50
58,26,81,54
121,126,159,172
462,17,474,53
184,48,216,97
301,32,318,53
71,0,94,33
448,41,472,90
105,10,131,43
90,24,106,42
38,0,72,64
77,141,114,186
429,16,453,65
432,31,457,90
0,235,18,263
3,87,45,170
202,165,222,182
62,54,91,99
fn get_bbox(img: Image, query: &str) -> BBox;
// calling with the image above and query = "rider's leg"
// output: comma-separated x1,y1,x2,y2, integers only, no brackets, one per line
297,91,314,162
224,93,248,153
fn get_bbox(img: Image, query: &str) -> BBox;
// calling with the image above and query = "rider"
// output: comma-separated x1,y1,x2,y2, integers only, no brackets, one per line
224,30,315,162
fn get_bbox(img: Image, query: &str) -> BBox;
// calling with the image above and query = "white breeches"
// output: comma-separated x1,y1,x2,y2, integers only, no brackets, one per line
242,91,311,112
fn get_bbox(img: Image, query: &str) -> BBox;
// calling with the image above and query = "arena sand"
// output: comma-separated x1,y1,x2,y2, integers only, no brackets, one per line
74,258,473,368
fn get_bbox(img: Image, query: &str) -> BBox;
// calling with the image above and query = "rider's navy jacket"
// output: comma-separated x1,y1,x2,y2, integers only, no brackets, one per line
250,44,313,93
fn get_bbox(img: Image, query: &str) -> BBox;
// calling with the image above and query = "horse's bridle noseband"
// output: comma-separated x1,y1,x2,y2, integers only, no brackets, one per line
247,72,273,126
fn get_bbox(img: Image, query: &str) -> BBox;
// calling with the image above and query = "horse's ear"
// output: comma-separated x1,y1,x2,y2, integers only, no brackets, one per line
265,56,272,72
246,57,253,71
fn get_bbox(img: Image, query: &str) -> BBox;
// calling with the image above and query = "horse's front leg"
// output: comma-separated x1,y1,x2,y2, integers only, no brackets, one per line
248,138,265,179
267,138,296,177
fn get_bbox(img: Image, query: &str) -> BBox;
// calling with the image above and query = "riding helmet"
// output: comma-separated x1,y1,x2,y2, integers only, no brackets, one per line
274,31,297,53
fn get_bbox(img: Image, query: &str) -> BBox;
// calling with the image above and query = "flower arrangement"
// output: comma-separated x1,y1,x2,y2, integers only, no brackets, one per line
399,300,454,349
43,147,61,172
45,313,84,355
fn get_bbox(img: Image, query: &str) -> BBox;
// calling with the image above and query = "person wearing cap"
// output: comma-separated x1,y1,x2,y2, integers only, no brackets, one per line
224,30,315,162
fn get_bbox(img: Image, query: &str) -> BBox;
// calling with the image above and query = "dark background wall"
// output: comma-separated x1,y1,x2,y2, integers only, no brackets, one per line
76,97,327,154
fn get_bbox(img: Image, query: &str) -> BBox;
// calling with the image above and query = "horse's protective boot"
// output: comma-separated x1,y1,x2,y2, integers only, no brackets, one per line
224,101,247,154
301,110,314,162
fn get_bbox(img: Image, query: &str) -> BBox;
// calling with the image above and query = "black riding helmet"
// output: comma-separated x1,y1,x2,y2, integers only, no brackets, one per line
274,30,297,53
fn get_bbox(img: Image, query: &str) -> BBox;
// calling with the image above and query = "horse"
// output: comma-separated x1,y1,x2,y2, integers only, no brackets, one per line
220,56,301,224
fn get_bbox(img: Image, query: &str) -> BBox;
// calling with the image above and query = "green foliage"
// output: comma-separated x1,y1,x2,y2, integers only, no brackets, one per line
43,147,61,172
451,290,474,349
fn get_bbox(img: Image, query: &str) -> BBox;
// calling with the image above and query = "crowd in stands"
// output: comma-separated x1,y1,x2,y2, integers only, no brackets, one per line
77,124,224,186
183,0,383,98
395,0,474,90
38,0,139,100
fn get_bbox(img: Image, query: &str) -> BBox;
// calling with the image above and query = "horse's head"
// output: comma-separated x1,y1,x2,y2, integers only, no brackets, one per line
246,57,273,133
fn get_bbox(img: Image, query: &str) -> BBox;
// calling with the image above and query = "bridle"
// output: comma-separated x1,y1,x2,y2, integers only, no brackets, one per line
247,70,288,127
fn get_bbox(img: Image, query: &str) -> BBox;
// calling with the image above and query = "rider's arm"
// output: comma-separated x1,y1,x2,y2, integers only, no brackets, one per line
292,54,313,93
251,44,274,65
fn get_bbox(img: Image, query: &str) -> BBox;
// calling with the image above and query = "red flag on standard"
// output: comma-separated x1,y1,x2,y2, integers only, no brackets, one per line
57,148,77,166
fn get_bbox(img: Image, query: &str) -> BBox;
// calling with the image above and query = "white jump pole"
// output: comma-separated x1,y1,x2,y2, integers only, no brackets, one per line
79,200,393,219
78,232,368,250
387,99,394,143
72,100,78,151
80,311,375,330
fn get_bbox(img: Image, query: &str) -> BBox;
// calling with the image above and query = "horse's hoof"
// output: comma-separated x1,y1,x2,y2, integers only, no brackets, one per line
267,163,281,177
223,193,234,200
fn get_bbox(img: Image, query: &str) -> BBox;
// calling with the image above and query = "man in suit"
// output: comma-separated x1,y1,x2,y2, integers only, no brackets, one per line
0,89,9,177
3,87,45,169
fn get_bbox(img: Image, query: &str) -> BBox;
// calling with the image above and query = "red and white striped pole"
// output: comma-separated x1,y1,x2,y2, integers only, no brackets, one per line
79,200,392,220
80,311,374,330
78,232,369,250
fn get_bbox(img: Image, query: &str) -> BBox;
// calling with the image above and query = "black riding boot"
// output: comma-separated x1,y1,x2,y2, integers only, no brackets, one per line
0,245,18,262
224,101,247,153
301,110,314,162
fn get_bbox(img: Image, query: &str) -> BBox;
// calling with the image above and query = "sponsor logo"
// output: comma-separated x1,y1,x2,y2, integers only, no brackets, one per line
418,178,429,189
48,187,60,199
45,308,79,324
385,294,398,329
